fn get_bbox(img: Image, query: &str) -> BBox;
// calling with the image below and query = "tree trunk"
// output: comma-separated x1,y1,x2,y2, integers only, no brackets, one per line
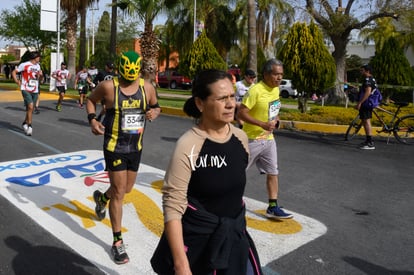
79,8,87,67
326,36,348,105
247,0,257,73
66,10,78,86
110,0,117,58
298,95,308,113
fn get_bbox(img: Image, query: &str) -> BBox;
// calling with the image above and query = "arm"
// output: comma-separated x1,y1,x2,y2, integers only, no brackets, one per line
51,70,58,80
237,104,277,131
164,219,192,275
86,81,107,135
355,86,372,110
11,68,20,87
74,74,78,88
144,80,161,121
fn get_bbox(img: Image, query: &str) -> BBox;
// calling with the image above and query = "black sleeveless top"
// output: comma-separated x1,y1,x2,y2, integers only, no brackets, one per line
103,77,147,153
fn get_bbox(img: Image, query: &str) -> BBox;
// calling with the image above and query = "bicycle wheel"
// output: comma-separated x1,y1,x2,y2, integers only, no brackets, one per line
345,114,362,141
393,114,414,145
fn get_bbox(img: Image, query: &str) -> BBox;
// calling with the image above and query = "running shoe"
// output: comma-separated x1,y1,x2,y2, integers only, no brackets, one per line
26,126,33,136
266,206,293,219
22,123,28,134
111,240,129,264
93,190,106,220
359,141,375,150
79,103,84,109
56,105,62,112
34,107,40,114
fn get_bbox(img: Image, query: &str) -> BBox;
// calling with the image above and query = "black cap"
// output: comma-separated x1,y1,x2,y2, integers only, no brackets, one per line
106,62,114,69
61,62,66,66
245,69,256,77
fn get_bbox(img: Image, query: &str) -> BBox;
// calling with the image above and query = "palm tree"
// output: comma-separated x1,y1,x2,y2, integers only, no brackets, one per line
165,1,239,63
60,0,81,79
247,0,257,72
117,0,179,81
256,0,294,58
110,0,117,58
59,0,97,83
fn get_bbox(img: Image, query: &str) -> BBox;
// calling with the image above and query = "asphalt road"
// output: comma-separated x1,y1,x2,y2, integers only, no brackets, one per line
1,93,414,275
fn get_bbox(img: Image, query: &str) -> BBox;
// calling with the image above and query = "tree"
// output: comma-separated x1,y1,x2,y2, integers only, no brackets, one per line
180,32,227,79
117,0,179,81
306,0,400,104
78,0,99,68
0,0,55,52
370,36,414,100
278,21,336,113
110,0,117,58
60,0,84,79
247,0,257,73
93,11,112,68
256,0,294,58
165,0,239,66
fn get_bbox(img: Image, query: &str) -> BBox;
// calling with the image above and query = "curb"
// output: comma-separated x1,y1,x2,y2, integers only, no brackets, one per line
0,88,364,136
161,106,361,136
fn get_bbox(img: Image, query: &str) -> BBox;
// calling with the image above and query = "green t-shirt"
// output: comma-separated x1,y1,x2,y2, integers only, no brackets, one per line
241,81,281,140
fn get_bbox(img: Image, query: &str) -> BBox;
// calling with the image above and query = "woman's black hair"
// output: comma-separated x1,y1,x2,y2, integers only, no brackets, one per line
183,69,233,118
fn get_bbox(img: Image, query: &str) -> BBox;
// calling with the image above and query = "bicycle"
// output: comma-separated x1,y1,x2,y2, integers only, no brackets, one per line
345,102,414,145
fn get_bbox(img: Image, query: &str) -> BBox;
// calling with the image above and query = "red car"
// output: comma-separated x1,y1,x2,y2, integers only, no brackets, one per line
157,70,192,90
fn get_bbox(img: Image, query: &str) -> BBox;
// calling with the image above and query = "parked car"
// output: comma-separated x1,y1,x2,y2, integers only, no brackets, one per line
157,70,192,90
280,79,298,98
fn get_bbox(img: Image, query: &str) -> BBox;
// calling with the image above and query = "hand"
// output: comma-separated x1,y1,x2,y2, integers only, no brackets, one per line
146,108,160,122
90,119,104,135
261,120,276,131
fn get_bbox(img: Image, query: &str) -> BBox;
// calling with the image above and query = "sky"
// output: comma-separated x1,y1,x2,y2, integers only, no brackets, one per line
0,0,162,48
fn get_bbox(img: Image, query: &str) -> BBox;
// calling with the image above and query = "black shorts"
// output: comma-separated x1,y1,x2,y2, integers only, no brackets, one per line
103,150,142,172
57,86,66,93
359,106,373,120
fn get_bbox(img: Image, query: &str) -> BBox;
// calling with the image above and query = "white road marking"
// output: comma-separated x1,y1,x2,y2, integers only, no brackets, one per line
0,150,327,274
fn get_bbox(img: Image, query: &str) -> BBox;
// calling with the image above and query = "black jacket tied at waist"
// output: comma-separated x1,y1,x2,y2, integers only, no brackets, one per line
151,196,262,275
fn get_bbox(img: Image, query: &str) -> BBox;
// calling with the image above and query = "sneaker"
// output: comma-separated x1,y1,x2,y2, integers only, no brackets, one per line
26,126,33,136
359,141,375,150
266,206,293,219
56,105,62,112
93,190,106,220
22,123,28,134
34,107,40,114
111,240,129,264
79,103,84,109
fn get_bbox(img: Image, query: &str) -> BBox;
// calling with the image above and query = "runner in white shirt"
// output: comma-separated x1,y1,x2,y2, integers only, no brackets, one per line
52,62,71,112
234,69,256,128
11,51,43,136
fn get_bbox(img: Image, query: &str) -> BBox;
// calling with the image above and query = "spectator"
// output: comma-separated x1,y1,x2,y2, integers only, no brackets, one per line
4,64,11,79
355,64,377,150
151,69,262,274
